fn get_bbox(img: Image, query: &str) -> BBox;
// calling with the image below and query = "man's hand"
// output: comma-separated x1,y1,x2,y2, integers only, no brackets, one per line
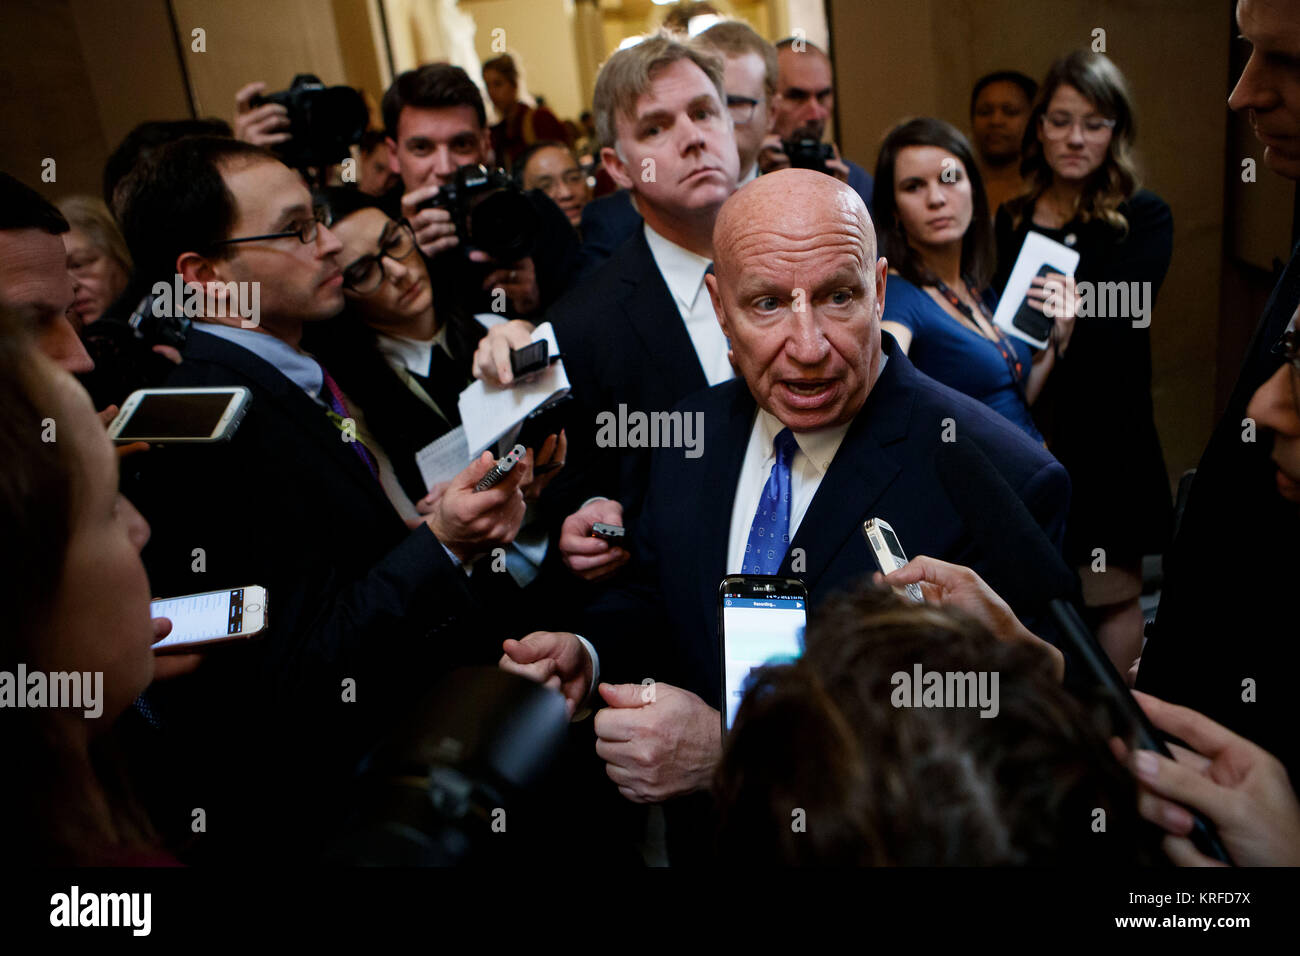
499,630,592,717
471,319,537,386
824,143,851,184
400,184,459,258
522,430,566,502
1115,691,1300,867
560,499,631,582
757,134,790,174
149,616,203,681
594,682,721,803
881,556,1064,681
233,82,291,147
98,404,150,460
424,450,527,561
475,253,541,316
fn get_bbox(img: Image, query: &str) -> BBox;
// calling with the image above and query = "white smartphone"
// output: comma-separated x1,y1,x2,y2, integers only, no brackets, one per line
150,586,267,653
718,575,808,733
863,518,924,603
108,387,251,444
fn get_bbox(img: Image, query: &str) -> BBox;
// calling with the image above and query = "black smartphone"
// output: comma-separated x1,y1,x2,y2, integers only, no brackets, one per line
509,340,549,379
1011,264,1057,345
718,575,809,733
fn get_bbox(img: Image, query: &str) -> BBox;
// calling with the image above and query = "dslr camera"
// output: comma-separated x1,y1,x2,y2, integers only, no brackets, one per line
251,73,368,173
782,137,835,175
419,164,540,263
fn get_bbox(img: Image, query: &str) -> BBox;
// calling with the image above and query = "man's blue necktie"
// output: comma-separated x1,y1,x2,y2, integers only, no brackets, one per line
742,427,798,575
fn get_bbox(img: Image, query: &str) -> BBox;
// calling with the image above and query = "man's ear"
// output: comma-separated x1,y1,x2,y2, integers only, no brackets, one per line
706,272,730,337
386,136,401,176
602,145,633,191
176,252,221,289
874,256,888,319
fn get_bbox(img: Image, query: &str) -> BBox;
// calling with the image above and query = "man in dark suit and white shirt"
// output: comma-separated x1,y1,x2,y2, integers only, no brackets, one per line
500,170,1069,859
117,136,529,861
475,32,745,581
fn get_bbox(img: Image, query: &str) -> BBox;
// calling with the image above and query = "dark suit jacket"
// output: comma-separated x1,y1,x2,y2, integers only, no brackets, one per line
574,190,641,285
1139,241,1300,778
545,227,711,526
581,334,1070,700
122,328,484,861
575,335,1068,860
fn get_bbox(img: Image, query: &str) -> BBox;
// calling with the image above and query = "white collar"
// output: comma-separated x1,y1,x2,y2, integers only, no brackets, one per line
755,407,852,475
738,163,759,186
643,222,712,313
374,326,451,378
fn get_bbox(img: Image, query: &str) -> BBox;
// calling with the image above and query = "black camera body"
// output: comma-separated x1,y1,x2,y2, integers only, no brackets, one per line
418,164,540,264
782,137,835,174
251,73,368,172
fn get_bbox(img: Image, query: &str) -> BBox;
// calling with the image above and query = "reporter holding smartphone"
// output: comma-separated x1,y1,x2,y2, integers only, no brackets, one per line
115,136,528,863
994,52,1173,677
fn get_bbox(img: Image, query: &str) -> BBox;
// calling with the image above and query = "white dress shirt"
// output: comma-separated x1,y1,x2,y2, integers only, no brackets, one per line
726,408,853,573
373,325,453,379
642,223,733,387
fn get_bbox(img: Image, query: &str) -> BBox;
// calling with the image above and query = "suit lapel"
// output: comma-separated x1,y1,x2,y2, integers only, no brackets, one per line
620,231,709,399
694,384,758,588
185,331,394,510
780,345,914,591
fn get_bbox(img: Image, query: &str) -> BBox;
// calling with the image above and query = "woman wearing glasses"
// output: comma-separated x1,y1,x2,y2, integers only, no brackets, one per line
995,51,1173,674
305,188,564,511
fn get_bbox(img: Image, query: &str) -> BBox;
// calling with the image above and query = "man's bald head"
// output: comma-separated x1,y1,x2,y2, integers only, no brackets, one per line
705,169,887,432
714,169,874,280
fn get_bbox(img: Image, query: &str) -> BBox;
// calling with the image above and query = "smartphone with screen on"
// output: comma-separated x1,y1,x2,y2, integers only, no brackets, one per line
150,586,267,653
863,517,924,603
718,575,808,734
108,387,251,444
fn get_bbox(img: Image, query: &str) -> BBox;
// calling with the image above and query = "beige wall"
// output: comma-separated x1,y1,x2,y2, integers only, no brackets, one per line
464,0,586,121
830,0,1232,489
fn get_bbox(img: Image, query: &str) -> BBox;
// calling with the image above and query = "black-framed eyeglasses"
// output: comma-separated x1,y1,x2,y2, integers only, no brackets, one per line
214,205,330,247
1270,327,1300,417
341,220,418,294
727,95,760,126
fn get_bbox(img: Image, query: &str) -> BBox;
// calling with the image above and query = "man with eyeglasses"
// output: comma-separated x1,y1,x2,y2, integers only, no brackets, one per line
757,37,874,210
115,137,529,863
1137,0,1300,783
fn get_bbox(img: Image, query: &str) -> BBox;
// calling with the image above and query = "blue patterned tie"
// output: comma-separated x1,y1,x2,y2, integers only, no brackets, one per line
743,427,798,575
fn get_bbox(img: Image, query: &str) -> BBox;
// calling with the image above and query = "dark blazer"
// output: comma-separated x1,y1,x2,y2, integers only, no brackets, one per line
545,227,711,525
575,335,1068,861
580,334,1070,701
574,189,641,284
122,327,484,861
1139,241,1300,778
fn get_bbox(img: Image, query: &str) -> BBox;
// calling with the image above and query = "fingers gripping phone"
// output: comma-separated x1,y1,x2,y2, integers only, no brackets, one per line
109,387,251,444
151,586,268,653
718,575,808,733
863,518,924,603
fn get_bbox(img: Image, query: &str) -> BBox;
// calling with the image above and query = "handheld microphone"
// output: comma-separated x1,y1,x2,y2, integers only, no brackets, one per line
934,439,1233,864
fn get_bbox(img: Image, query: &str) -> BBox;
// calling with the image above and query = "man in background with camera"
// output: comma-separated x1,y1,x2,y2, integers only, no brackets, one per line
757,38,873,210
381,64,580,321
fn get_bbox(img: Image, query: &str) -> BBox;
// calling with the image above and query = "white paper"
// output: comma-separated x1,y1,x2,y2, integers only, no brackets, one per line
415,425,470,490
992,231,1081,349
457,322,570,458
